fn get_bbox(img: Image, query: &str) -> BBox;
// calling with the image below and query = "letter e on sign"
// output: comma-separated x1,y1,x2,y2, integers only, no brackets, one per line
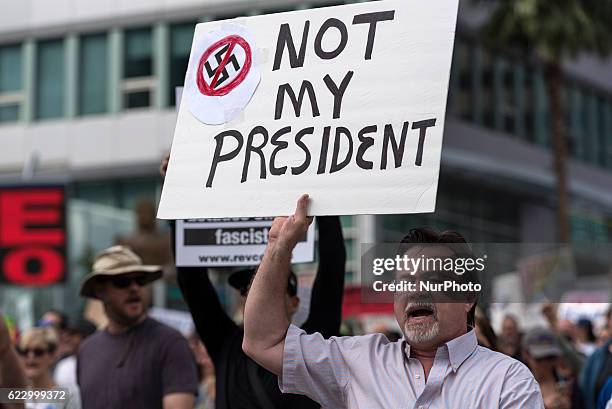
0,186,66,286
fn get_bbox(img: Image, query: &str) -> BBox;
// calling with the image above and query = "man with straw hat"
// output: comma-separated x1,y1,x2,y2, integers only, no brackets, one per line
77,245,198,409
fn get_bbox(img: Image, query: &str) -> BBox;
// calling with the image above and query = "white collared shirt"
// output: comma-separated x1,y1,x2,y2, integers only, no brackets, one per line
279,325,544,409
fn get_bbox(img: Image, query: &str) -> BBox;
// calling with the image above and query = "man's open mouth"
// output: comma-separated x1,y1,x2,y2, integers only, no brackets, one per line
405,303,436,322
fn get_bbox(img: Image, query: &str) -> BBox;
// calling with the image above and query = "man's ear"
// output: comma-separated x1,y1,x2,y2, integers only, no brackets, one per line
287,296,300,316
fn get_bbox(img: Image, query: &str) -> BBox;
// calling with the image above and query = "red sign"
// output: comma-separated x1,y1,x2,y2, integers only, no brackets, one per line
0,186,66,286
196,35,252,96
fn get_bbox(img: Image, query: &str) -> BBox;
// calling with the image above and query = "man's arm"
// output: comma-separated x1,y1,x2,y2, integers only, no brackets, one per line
0,318,26,409
162,154,237,361
242,194,312,376
171,221,238,362
301,216,346,338
163,393,194,409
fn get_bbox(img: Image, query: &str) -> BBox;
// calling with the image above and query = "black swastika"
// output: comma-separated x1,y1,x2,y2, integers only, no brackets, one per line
204,44,242,88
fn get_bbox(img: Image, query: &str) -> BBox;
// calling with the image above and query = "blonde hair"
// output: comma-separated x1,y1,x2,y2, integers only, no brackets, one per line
18,327,59,352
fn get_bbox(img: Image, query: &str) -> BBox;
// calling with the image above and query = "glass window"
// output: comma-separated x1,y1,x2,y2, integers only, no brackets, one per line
583,91,599,166
502,62,516,133
0,105,19,122
74,180,119,207
36,39,65,120
169,22,196,106
603,99,612,169
125,91,149,108
124,27,152,78
480,49,494,127
74,178,159,210
597,97,607,167
568,85,584,160
0,44,23,123
79,33,108,115
118,177,159,210
0,45,22,92
522,64,535,143
452,38,472,121
123,27,153,109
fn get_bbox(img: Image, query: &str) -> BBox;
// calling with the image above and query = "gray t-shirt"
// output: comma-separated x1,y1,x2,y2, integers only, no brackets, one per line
77,317,198,409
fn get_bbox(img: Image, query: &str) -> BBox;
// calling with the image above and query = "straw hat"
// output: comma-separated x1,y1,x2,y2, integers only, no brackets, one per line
79,245,162,299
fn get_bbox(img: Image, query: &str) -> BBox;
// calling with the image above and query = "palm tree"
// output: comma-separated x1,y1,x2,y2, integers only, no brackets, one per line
481,0,612,243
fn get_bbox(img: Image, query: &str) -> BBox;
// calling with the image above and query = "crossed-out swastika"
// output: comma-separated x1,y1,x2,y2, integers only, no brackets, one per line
204,44,242,89
196,35,252,97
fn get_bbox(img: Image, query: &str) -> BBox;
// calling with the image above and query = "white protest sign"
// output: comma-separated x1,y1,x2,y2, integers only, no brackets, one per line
173,87,314,266
158,0,458,219
175,218,315,267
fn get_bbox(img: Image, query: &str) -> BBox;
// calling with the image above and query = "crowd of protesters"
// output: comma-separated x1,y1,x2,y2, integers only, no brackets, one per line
474,306,612,409
1,248,611,409
0,159,610,409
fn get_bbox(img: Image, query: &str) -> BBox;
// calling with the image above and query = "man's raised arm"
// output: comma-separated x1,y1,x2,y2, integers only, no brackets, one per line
242,194,312,376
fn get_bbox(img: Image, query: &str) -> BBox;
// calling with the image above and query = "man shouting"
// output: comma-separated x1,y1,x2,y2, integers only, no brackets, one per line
243,194,545,409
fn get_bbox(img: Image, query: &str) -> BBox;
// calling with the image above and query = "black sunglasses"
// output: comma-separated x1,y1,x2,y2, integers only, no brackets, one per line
107,275,148,289
17,347,53,357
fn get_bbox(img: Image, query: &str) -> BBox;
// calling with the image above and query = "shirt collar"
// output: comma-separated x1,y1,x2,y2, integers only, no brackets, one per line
402,329,478,373
445,329,478,372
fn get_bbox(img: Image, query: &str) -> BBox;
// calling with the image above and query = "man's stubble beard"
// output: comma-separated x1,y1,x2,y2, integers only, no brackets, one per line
105,301,145,328
403,320,440,344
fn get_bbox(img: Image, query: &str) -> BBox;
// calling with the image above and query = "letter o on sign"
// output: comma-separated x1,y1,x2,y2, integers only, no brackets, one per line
3,247,64,285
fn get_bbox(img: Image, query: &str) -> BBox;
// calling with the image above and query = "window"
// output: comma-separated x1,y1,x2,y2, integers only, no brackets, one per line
123,27,154,109
0,44,23,123
450,38,472,121
74,177,160,209
79,33,109,115
169,22,196,106
480,49,495,127
522,64,535,143
581,91,596,165
602,99,612,169
36,39,65,120
567,85,585,160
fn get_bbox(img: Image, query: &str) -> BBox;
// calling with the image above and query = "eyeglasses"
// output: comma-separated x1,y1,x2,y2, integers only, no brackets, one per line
17,347,52,357
108,275,148,289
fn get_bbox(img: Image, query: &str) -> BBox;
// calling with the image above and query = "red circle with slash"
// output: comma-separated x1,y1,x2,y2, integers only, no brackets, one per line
196,35,252,97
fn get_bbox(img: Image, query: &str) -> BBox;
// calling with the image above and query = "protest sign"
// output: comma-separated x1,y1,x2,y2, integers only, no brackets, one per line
175,217,315,267
0,185,66,286
158,0,458,219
